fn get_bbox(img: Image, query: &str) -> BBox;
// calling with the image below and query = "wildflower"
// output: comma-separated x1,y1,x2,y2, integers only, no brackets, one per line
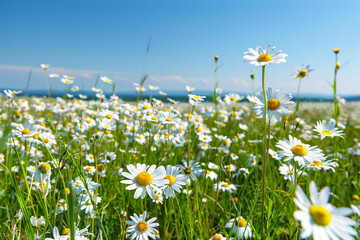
34,162,52,182
313,119,344,140
292,65,314,79
149,85,159,91
254,87,293,121
30,216,45,227
100,76,112,84
209,233,226,240
40,64,50,70
126,211,159,240
225,216,252,239
224,93,244,105
121,164,168,200
186,85,195,93
215,181,237,192
162,165,188,199
306,158,338,172
243,44,287,66
294,181,358,239
61,78,74,84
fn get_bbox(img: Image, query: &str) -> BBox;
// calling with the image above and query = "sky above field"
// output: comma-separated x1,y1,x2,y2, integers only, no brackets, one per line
1,0,360,96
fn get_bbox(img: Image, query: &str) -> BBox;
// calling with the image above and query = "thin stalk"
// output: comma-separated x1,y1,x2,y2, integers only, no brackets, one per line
260,65,268,239
295,78,302,113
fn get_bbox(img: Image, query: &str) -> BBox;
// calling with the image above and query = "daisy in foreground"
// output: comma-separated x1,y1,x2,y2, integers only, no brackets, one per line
243,44,287,66
126,211,159,240
121,164,168,199
313,119,344,140
294,181,357,239
254,87,293,121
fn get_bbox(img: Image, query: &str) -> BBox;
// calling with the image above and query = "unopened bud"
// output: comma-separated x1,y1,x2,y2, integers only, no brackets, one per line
336,62,340,70
333,48,340,54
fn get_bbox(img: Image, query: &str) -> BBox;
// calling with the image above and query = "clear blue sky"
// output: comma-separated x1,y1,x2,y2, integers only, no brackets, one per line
1,0,360,95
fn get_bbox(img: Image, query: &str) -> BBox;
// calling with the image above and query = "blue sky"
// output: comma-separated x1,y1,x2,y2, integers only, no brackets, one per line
1,0,360,95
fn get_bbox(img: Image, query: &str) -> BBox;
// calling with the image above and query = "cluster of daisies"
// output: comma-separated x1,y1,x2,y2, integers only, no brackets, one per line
1,45,359,240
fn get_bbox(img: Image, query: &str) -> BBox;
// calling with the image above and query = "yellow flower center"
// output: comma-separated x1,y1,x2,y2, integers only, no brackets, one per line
85,167,92,172
155,194,160,201
15,112,22,118
86,119,92,124
309,205,331,226
32,133,40,139
136,172,153,186
164,175,176,186
97,164,105,171
166,117,173,122
213,236,222,240
238,218,247,227
268,98,280,110
143,105,149,110
321,130,332,136
21,128,30,134
151,116,157,120
61,228,70,235
297,70,307,78
230,96,236,101
312,160,324,167
258,53,272,62
291,145,307,156
136,221,149,233
105,114,112,119
39,163,51,174
184,167,192,175
287,170,294,175
222,183,229,188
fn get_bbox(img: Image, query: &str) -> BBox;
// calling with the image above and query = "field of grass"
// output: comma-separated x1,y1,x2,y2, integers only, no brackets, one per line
0,93,359,240
0,48,359,240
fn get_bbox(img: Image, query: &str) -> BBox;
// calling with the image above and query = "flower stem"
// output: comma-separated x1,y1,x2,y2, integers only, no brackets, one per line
295,78,302,113
260,65,267,239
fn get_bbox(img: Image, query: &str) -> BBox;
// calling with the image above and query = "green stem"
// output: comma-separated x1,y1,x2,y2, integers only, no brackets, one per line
295,78,302,113
260,65,267,239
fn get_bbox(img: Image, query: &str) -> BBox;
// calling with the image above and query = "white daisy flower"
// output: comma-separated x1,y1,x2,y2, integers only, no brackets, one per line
126,211,159,240
292,65,314,79
276,135,325,167
178,159,202,181
121,164,168,200
243,44,287,66
209,233,226,240
162,165,188,199
268,149,280,160
30,216,45,227
225,216,252,239
294,181,358,239
100,76,112,84
254,87,294,122
186,85,195,93
306,158,339,172
34,162,52,182
60,78,74,84
215,181,237,192
313,120,344,140
224,93,244,105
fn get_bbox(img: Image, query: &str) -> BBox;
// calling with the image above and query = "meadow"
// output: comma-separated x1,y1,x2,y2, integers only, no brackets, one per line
0,46,359,240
